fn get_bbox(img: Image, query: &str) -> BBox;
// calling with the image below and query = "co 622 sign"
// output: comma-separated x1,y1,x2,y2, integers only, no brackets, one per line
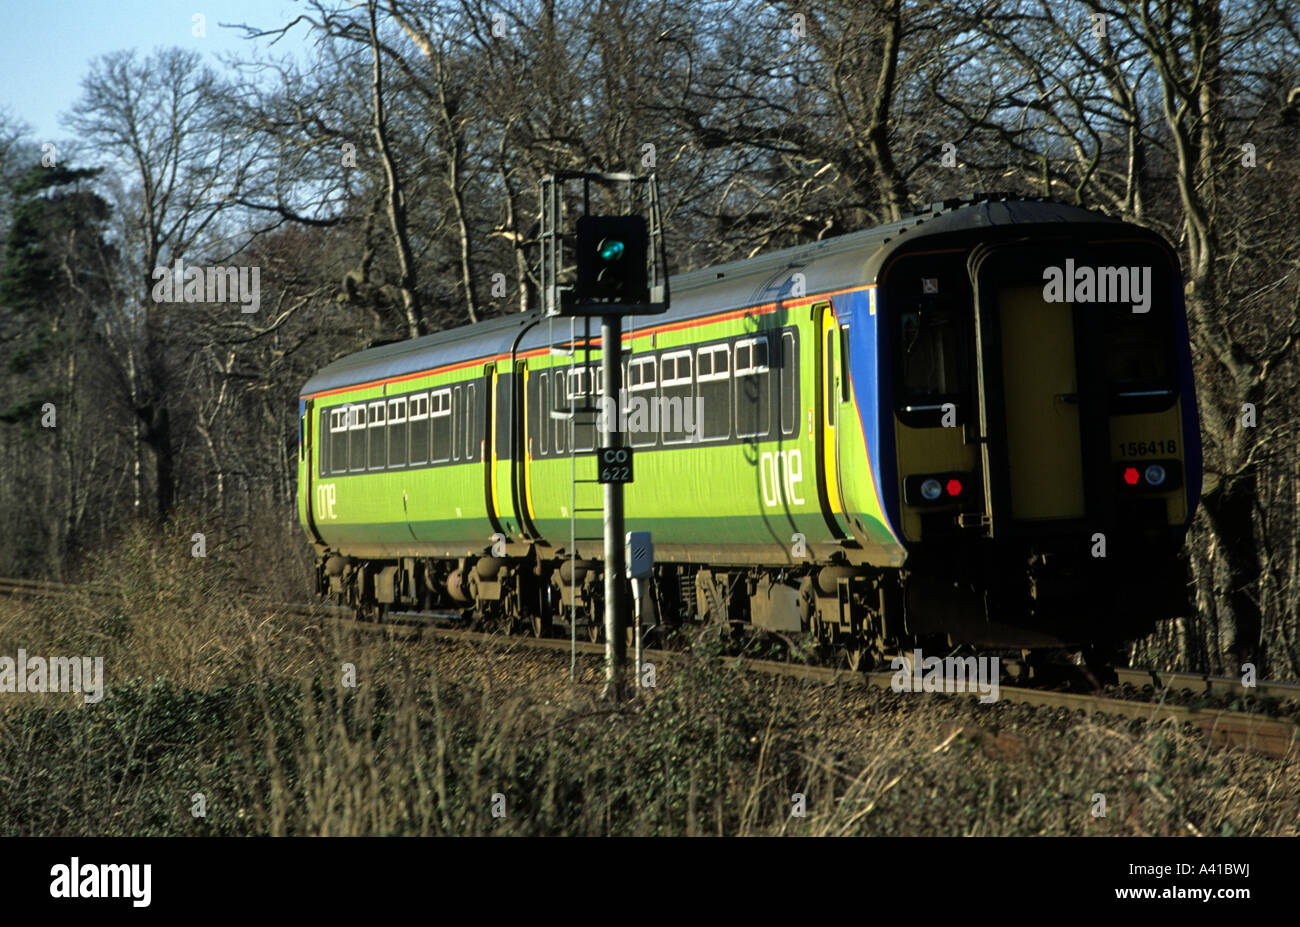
598,446,633,484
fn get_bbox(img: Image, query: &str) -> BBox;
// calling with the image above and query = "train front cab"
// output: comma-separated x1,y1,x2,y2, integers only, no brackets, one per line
882,230,1201,649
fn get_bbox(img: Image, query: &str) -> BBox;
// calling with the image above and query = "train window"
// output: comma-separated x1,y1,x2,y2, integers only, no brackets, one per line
368,401,387,470
566,367,591,399
329,408,348,475
825,329,836,427
628,357,658,447
1104,306,1170,388
899,307,962,398
315,412,325,474
326,414,336,475
555,366,597,452
696,345,729,441
451,386,463,461
538,373,550,456
780,331,799,437
387,397,407,468
408,394,429,465
571,368,596,452
736,337,771,439
493,373,510,460
431,388,451,463
552,373,568,455
473,379,483,460
661,350,694,444
628,356,656,390
572,419,596,452
348,404,366,472
839,326,851,402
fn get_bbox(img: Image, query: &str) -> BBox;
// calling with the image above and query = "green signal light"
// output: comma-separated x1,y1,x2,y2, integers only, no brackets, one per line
598,239,625,261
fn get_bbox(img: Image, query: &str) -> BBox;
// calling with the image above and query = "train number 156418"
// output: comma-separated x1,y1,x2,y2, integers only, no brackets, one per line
1117,439,1177,457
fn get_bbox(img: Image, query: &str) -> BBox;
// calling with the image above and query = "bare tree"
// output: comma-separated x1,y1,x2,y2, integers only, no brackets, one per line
69,48,254,519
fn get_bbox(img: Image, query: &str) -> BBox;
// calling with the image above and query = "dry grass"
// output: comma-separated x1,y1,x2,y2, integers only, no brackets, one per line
0,514,1296,836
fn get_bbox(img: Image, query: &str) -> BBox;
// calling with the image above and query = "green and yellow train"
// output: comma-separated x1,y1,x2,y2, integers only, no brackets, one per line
297,197,1201,663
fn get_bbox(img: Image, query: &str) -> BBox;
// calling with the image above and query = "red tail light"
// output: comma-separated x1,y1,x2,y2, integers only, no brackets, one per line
904,472,973,505
1117,460,1182,492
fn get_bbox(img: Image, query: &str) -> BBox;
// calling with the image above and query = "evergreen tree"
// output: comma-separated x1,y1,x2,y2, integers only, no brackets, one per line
0,163,113,427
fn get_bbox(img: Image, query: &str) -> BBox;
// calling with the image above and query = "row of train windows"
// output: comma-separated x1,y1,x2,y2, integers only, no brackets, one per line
532,330,799,456
316,329,801,474
319,382,480,475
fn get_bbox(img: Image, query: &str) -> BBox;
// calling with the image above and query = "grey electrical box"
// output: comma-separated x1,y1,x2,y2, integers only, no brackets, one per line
626,531,654,579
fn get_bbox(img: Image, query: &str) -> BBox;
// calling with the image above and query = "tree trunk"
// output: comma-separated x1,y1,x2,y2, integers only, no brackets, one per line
1198,471,1262,672
369,0,424,338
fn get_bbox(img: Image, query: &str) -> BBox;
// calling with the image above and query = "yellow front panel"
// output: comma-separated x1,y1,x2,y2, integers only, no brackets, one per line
1109,402,1188,524
998,285,1086,520
895,422,979,541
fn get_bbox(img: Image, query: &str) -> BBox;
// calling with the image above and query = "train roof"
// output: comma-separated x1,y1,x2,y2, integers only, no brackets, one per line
301,312,534,396
659,197,1124,317
302,197,1127,396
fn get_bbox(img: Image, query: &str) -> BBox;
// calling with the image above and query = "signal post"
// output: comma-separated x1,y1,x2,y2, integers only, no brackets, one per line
600,312,626,689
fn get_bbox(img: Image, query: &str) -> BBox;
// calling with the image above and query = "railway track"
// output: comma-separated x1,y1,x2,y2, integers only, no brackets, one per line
2,576,1297,758
1110,666,1300,705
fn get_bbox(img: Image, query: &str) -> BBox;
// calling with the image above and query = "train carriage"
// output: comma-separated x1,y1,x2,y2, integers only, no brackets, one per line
297,196,1201,660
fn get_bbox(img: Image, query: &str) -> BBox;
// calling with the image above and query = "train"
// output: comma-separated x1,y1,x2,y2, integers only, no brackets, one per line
296,195,1202,668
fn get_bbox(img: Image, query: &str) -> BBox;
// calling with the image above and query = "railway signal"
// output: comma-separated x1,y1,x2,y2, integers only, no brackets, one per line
576,215,649,305
538,171,672,698
539,171,668,318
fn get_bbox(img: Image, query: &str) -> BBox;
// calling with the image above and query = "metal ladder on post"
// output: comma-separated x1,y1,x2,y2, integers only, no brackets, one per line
567,316,606,648
547,321,606,675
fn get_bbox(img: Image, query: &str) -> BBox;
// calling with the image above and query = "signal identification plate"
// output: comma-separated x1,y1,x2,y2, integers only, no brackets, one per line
598,446,633,484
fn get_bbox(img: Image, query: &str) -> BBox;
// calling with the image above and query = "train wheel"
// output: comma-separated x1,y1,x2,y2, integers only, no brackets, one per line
530,613,553,638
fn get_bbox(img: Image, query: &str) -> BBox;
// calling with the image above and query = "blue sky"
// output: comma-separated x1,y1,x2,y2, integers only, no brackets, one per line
0,0,313,144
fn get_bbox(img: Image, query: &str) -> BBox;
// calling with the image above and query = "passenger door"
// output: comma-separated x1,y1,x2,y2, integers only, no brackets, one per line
969,244,1105,535
815,302,853,539
484,362,512,538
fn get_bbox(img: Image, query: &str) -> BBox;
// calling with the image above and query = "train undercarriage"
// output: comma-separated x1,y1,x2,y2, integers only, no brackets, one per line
313,539,1191,673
